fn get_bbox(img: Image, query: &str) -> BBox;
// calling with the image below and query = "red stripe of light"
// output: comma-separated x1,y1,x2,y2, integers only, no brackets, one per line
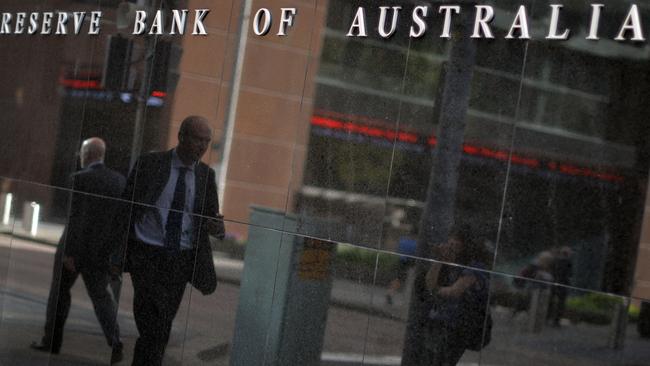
311,114,624,183
59,78,101,89
311,116,418,144
312,116,344,129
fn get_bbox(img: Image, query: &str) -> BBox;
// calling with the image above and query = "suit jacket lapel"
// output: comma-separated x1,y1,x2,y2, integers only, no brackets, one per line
193,163,207,216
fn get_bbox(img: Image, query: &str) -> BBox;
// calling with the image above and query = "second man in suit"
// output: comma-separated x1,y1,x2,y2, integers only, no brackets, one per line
31,137,125,364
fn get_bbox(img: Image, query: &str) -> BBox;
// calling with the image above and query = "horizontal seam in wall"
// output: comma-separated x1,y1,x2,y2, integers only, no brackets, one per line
246,38,311,56
226,179,291,195
239,85,311,103
234,133,300,149
178,71,225,84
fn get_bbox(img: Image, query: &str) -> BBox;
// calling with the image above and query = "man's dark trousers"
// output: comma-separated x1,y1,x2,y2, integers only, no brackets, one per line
43,245,120,352
129,242,195,366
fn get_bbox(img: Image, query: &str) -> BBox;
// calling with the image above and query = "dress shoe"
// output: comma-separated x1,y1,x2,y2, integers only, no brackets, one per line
110,343,124,364
30,341,59,355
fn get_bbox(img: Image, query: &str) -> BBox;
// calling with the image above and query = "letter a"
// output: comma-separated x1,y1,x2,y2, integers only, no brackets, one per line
615,5,645,41
347,7,367,37
505,6,530,39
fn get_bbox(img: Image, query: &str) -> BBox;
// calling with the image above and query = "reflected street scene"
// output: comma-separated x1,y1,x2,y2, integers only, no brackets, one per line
1,0,650,365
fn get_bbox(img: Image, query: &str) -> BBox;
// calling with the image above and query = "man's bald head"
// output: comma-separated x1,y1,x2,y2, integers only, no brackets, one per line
179,116,211,137
80,137,106,168
177,116,212,165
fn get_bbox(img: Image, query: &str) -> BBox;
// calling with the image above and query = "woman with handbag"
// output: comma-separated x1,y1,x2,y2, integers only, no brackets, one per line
422,226,492,366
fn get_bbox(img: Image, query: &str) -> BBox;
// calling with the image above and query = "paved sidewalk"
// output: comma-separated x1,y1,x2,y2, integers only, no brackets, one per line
2,223,650,366
2,287,648,366
3,220,409,320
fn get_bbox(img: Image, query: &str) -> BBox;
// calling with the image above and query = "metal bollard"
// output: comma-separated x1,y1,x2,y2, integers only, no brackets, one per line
608,298,629,350
22,201,40,236
527,287,551,333
0,193,12,226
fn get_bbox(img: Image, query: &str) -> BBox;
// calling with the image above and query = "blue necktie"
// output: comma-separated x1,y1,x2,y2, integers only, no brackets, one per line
165,167,188,251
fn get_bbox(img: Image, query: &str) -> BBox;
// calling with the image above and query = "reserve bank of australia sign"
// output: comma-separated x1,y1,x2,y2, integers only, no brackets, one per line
0,4,647,42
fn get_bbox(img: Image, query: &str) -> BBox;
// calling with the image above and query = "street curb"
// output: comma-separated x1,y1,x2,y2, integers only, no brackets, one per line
3,231,58,248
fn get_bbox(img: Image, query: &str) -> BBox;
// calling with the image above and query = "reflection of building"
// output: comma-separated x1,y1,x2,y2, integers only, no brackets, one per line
165,0,650,300
165,0,326,236
1,0,649,300
0,1,170,218
297,1,650,296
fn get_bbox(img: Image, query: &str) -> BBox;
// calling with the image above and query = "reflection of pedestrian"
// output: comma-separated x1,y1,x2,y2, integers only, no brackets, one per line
513,251,554,288
31,138,125,363
517,251,554,332
386,235,417,305
532,251,554,283
115,116,225,366
423,226,491,366
548,246,572,326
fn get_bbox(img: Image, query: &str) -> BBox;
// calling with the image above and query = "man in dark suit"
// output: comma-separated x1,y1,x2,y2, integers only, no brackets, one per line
31,137,125,363
116,116,224,366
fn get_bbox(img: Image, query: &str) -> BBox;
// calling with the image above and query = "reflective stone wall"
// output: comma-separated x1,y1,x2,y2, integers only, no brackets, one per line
0,0,649,365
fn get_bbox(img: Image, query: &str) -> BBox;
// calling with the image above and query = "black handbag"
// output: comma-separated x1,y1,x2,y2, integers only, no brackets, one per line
465,311,492,351
459,269,492,351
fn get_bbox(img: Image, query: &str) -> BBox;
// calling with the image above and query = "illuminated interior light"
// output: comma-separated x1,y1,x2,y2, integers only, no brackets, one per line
311,114,624,183
146,96,164,107
2,193,12,226
30,202,39,236
120,93,133,103
58,78,101,89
